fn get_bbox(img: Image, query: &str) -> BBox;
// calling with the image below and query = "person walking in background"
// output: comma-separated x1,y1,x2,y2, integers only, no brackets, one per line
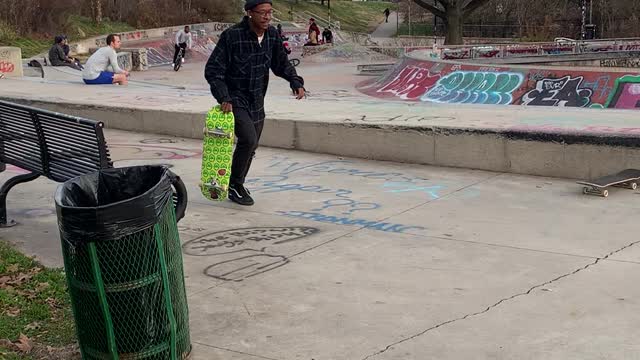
383,8,391,23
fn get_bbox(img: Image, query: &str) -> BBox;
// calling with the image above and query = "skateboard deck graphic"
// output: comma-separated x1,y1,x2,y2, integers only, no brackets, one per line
200,106,234,201
577,169,640,197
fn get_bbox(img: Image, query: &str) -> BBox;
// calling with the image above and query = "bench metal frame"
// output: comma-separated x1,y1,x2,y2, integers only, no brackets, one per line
0,100,113,227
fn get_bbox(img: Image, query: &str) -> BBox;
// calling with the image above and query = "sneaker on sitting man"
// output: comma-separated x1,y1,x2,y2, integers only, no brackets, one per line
229,183,254,206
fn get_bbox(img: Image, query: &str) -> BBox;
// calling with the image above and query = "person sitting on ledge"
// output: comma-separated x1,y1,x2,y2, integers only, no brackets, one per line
82,34,129,85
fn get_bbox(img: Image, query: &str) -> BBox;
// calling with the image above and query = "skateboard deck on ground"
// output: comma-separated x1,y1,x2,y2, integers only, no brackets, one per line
200,106,234,201
577,169,640,197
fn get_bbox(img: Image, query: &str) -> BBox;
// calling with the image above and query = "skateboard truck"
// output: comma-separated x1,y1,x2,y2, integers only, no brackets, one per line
203,126,233,138
200,180,228,200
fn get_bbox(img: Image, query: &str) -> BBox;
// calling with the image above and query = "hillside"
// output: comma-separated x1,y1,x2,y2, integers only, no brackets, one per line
272,0,396,33
0,16,134,58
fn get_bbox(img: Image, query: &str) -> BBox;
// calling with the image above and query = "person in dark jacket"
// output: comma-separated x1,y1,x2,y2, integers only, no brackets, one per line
204,0,305,206
322,27,333,44
49,35,82,70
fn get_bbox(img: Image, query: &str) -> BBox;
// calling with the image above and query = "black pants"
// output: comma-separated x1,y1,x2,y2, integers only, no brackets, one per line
173,43,187,64
231,107,264,186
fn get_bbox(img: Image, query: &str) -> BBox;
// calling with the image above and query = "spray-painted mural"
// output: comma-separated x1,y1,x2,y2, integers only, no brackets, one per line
357,56,640,110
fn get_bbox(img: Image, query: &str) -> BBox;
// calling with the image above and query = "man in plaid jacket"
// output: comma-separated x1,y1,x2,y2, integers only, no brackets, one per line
205,0,305,206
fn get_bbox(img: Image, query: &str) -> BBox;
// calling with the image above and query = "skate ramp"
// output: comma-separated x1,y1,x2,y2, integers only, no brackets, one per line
124,37,217,67
302,43,396,64
357,51,640,109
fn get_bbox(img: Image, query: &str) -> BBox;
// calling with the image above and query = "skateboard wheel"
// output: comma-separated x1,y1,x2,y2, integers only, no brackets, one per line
632,182,638,190
602,190,609,197
583,187,589,195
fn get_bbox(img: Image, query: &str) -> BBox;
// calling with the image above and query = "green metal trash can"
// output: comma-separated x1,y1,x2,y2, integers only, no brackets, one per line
55,165,191,360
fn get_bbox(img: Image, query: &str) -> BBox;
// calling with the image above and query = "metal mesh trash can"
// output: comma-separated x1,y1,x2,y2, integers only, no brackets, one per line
55,165,190,360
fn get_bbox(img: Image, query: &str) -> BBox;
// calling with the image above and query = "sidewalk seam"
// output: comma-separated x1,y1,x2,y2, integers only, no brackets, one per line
360,238,640,360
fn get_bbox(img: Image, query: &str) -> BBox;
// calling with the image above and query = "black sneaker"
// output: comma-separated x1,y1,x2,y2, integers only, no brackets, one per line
229,183,254,206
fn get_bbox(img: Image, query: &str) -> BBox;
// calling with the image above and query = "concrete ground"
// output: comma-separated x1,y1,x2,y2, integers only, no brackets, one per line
2,128,640,359
371,12,403,38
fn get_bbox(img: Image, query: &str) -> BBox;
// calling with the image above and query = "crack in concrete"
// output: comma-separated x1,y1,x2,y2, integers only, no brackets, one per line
361,239,640,360
193,342,281,360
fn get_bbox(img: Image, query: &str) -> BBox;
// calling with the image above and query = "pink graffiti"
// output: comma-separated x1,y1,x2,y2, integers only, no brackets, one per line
612,83,640,109
442,49,471,60
510,124,640,135
377,66,441,100
5,165,29,174
506,47,538,55
477,49,500,58
0,61,15,73
623,44,640,51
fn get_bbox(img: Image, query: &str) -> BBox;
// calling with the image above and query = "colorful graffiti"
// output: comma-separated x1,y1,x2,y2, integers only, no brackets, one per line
521,76,593,107
600,58,640,68
357,56,640,110
422,71,524,105
376,66,440,100
592,75,640,109
0,61,15,73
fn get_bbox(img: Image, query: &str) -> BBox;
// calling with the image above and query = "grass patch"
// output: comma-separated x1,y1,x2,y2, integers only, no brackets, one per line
0,15,134,58
64,15,134,40
272,0,396,33
0,241,78,359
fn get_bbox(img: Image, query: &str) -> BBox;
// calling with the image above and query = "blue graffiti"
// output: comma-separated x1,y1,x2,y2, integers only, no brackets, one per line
383,182,444,199
266,157,430,183
245,175,353,197
581,75,612,99
422,71,524,105
311,198,381,215
277,211,425,234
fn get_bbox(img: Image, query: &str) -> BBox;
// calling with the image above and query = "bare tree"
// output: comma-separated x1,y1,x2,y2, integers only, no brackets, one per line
412,0,492,44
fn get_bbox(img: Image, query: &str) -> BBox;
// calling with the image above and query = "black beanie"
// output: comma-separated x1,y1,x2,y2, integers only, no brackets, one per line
245,0,272,11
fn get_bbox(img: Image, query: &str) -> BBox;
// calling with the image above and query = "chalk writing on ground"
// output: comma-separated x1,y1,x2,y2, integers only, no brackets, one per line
182,227,320,282
277,211,425,234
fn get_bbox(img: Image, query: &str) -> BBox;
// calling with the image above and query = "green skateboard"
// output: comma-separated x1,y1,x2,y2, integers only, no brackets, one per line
200,105,235,201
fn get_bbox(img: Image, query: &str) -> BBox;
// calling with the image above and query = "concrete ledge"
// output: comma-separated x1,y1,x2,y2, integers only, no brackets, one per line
4,97,640,180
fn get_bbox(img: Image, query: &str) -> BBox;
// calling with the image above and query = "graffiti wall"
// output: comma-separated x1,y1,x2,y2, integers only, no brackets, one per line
357,56,640,110
0,47,23,78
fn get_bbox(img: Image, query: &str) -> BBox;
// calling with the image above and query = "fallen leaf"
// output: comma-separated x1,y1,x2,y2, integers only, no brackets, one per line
24,322,41,331
36,282,50,291
0,338,16,350
0,276,11,287
6,264,19,273
45,297,61,309
5,307,21,317
10,272,33,286
14,334,32,354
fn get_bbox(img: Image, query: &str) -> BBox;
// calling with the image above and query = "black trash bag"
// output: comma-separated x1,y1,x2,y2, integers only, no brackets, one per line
55,165,187,244
55,165,191,357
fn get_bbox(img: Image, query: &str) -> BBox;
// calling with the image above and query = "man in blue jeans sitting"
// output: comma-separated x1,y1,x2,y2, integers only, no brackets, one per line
82,34,129,85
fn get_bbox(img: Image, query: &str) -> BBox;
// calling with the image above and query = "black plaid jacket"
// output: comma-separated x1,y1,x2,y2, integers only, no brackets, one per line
204,17,304,121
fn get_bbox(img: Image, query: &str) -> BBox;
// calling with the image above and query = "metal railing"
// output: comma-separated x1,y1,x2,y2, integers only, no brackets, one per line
438,37,640,60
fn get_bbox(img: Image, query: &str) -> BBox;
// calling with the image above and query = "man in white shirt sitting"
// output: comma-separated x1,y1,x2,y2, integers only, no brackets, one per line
173,26,193,67
82,34,129,85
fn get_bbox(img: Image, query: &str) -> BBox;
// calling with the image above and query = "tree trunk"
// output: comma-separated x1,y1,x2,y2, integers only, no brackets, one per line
445,5,463,45
91,0,103,24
